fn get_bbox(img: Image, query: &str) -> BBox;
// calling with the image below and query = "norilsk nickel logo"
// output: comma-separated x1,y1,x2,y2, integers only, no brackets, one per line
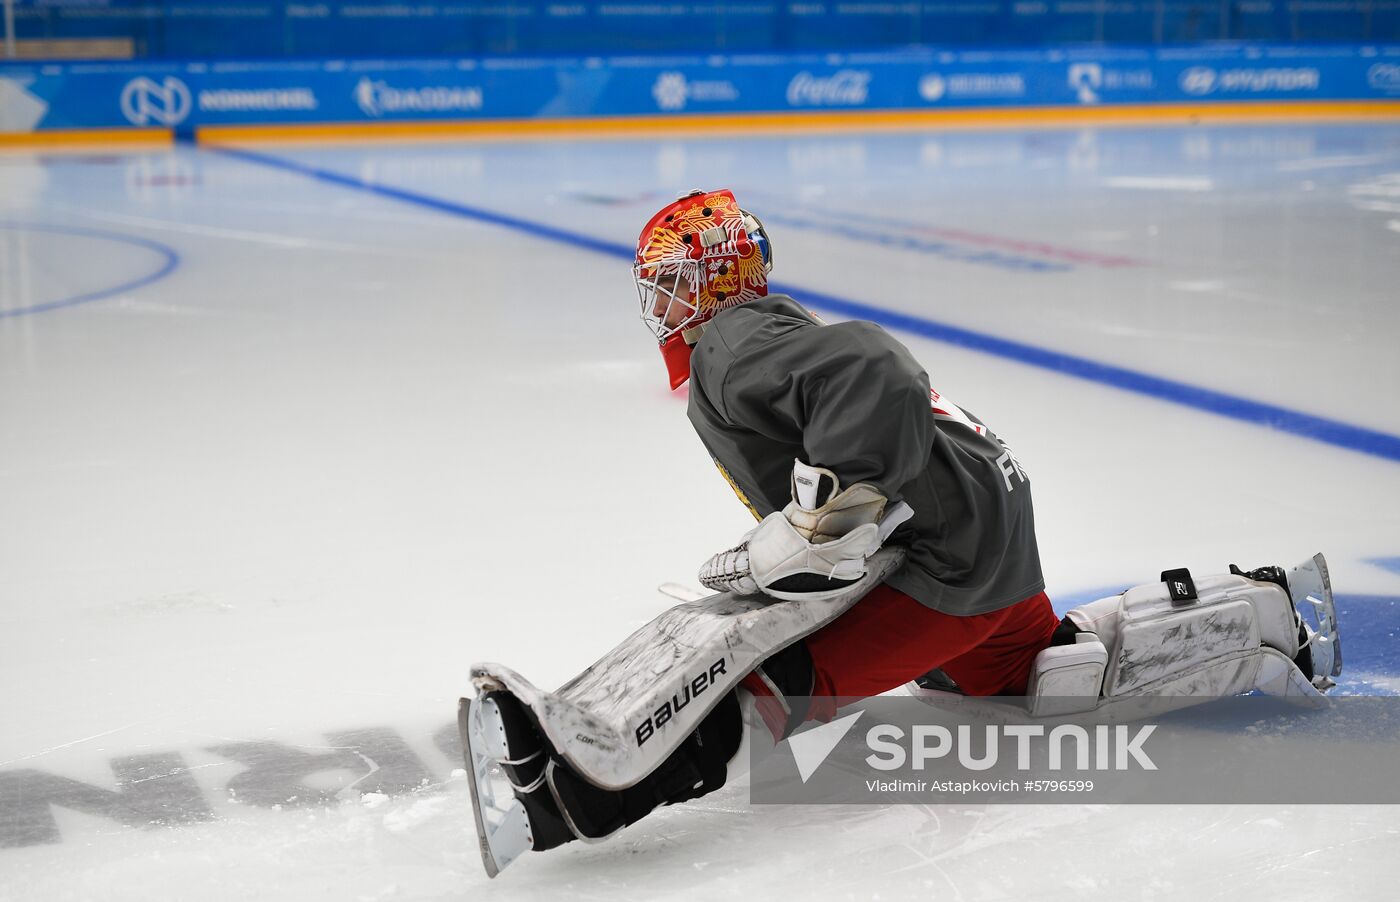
121,76,192,126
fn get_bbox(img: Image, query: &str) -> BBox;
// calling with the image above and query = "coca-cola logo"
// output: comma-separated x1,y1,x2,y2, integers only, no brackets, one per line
786,70,872,107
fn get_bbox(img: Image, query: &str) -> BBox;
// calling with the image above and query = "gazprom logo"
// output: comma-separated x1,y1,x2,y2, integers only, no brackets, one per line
1180,67,1218,96
120,77,192,127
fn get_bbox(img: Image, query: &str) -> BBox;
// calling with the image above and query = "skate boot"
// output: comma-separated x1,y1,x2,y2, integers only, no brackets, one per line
462,687,744,875
545,690,741,843
1231,553,1342,691
459,690,576,876
908,667,962,695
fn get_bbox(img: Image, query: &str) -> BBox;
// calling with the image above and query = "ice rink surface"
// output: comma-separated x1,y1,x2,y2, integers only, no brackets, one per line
3,120,1400,899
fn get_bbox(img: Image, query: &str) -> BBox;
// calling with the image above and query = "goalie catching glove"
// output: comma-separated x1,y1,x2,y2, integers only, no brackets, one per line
699,460,913,601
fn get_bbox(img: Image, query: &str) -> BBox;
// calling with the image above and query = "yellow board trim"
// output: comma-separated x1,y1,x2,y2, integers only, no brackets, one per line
197,101,1400,145
0,127,173,150
2,101,1397,149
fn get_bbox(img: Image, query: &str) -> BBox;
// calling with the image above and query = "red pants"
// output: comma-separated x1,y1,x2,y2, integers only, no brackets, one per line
744,583,1060,730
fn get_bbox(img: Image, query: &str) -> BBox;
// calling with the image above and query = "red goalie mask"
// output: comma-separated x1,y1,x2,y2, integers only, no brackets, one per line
633,189,773,389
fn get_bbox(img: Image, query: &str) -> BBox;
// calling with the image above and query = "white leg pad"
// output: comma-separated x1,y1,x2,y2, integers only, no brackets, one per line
1255,647,1326,700
1029,559,1330,716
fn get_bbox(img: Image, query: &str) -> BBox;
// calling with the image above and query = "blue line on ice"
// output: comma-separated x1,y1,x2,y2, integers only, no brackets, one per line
205,145,1400,466
1364,557,1400,577
0,223,181,319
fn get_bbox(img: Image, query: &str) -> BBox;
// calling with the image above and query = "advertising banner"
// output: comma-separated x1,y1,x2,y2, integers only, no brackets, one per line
2,44,1399,134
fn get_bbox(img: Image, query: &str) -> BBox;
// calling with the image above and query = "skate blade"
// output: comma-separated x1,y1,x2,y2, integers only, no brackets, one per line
457,698,532,878
1290,552,1343,679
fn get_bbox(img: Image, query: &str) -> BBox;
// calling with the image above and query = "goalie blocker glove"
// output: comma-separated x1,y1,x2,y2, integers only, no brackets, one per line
699,460,913,601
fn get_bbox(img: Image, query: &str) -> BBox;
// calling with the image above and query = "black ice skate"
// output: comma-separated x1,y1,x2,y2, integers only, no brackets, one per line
909,666,962,694
460,684,744,877
457,689,575,877
1231,552,1343,690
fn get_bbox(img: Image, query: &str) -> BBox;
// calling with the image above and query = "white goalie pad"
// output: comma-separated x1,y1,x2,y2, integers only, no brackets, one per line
1027,554,1338,718
470,547,905,790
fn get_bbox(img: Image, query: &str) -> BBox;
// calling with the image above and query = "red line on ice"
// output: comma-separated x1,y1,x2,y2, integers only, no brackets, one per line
915,225,1144,268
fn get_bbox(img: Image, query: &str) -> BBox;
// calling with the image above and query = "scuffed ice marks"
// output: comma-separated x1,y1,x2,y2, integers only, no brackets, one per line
0,720,467,850
0,770,484,902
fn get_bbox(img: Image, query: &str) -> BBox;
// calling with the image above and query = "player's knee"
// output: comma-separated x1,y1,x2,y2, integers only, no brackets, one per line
741,640,816,740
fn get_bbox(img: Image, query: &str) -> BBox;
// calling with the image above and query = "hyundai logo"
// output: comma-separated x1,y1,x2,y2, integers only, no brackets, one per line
1369,63,1400,91
1179,67,1218,96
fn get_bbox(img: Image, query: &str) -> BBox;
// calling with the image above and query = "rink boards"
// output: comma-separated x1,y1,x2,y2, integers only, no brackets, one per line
2,43,1400,145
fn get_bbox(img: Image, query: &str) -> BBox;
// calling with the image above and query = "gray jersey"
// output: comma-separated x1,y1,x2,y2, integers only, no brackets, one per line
686,295,1045,616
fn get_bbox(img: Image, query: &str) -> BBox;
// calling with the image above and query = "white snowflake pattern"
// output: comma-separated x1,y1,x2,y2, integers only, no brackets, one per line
652,72,688,111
